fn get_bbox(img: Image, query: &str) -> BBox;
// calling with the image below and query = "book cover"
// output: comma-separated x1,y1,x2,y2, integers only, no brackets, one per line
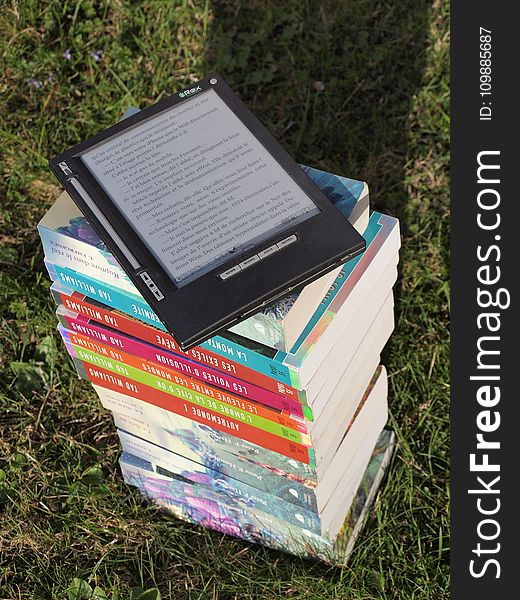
65,304,390,476
126,403,387,541
60,323,309,426
121,451,321,539
58,288,393,472
52,249,397,421
115,425,319,512
56,251,396,416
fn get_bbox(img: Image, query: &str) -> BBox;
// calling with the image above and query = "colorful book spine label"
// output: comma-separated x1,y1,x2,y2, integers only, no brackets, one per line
73,357,315,465
66,342,311,447
117,434,321,532
60,325,309,431
52,283,304,400
45,263,301,388
57,315,311,419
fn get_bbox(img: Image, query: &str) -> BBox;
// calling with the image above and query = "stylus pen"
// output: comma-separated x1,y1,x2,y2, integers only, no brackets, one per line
69,177,142,271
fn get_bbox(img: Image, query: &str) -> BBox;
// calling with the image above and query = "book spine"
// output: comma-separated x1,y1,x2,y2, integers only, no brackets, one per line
66,341,311,447
116,425,318,512
59,325,309,430
38,225,138,295
46,260,302,389
120,458,329,549
57,316,310,418
117,433,321,532
73,357,314,465
105,390,317,485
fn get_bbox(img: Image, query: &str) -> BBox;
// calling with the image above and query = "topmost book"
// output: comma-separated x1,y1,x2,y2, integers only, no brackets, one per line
39,164,370,352
48,74,365,350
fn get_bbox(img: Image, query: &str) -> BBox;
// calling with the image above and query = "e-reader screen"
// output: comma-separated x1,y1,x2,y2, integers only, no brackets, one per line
81,88,320,287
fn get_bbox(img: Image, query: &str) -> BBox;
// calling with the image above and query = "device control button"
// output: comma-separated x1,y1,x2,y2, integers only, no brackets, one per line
219,265,242,280
239,255,261,270
258,244,279,259
277,234,297,250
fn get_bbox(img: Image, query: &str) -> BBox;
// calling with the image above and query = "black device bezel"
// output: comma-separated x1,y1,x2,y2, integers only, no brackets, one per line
49,74,366,350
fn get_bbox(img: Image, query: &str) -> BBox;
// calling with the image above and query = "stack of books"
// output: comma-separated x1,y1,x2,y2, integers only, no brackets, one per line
39,118,400,564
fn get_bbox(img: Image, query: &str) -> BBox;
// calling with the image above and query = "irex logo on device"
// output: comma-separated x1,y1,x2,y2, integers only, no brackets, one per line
179,86,202,98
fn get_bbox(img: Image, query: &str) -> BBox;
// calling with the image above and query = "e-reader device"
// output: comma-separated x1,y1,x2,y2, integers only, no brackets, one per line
49,75,366,350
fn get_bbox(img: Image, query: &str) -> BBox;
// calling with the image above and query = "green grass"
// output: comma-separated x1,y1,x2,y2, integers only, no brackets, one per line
0,0,449,598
